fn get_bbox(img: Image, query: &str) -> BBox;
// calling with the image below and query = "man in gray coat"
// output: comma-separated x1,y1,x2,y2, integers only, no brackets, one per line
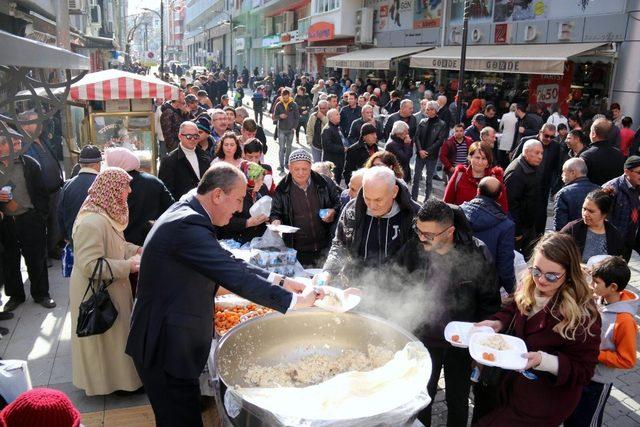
274,88,300,172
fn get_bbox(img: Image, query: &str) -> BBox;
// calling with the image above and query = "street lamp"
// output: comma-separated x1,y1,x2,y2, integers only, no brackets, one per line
142,2,164,81
456,0,471,124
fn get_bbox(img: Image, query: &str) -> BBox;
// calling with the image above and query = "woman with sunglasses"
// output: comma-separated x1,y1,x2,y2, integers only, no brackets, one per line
211,131,244,168
475,233,601,426
560,189,625,263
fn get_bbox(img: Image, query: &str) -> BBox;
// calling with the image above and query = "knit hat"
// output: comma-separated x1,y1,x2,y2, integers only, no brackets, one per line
360,123,377,139
78,145,102,164
194,115,211,133
288,149,312,165
624,155,640,170
0,388,81,427
104,147,140,172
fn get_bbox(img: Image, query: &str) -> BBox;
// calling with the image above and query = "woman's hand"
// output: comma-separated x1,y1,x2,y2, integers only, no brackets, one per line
523,351,542,370
128,256,141,274
247,214,268,227
475,320,503,333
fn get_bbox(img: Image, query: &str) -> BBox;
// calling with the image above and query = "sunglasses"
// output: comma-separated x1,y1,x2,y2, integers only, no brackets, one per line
413,224,451,241
529,266,565,283
180,134,199,140
541,133,555,139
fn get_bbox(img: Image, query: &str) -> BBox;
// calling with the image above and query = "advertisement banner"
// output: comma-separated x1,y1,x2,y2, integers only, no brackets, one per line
494,0,626,23
528,62,574,116
450,0,493,22
413,0,444,29
372,0,414,32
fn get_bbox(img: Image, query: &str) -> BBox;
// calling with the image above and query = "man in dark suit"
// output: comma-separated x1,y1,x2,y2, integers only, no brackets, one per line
126,163,320,426
158,121,211,200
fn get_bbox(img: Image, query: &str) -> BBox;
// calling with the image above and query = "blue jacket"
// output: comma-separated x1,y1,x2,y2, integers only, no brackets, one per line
553,177,599,231
57,169,98,241
126,194,293,379
461,196,516,293
603,175,640,257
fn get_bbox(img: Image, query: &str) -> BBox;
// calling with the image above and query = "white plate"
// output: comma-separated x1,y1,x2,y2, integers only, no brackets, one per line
267,224,300,233
215,294,252,309
314,285,361,313
469,332,528,371
444,322,493,348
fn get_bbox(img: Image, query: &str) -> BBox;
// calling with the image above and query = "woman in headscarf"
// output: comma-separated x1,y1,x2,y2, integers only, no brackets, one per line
69,167,143,396
216,161,270,244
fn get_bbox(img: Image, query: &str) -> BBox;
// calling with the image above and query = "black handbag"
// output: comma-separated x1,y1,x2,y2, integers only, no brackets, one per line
76,258,118,337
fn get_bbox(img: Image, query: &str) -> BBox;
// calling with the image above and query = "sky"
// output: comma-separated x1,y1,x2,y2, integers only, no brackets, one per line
128,0,161,14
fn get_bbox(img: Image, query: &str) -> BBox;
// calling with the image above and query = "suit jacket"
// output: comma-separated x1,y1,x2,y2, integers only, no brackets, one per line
158,146,211,200
126,195,293,379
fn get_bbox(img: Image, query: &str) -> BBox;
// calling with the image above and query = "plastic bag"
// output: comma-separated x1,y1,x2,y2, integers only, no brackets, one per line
61,243,74,278
249,196,272,218
250,229,287,251
0,360,32,404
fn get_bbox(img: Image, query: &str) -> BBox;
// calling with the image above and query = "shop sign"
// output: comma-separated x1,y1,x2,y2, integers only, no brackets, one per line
413,0,443,29
529,62,574,115
494,24,508,44
371,0,414,32
262,35,280,47
451,0,492,22
280,30,299,44
306,46,348,54
235,38,245,52
308,22,334,42
494,0,625,23
424,57,567,75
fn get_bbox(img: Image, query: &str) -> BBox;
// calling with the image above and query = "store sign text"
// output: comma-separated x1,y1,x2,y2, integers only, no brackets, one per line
308,22,335,42
484,60,520,72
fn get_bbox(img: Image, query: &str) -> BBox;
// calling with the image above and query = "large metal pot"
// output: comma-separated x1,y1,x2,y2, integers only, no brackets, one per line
215,308,428,426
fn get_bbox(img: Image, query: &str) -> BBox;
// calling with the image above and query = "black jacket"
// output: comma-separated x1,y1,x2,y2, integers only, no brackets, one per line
15,155,49,218
513,113,543,150
158,146,211,201
383,112,417,141
339,105,362,137
347,118,383,145
414,116,448,155
393,206,500,347
560,219,626,260
513,135,563,191
504,156,542,235
323,180,418,278
270,170,341,248
57,170,97,241
385,135,413,182
437,106,453,129
125,170,175,246
126,194,292,380
343,141,379,185
321,122,345,167
580,140,625,185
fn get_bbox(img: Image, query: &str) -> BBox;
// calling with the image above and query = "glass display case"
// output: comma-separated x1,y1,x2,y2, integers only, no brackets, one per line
89,112,157,174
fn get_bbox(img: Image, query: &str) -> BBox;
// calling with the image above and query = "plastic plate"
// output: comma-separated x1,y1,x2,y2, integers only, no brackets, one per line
267,224,300,233
469,332,528,371
444,322,493,348
314,286,361,313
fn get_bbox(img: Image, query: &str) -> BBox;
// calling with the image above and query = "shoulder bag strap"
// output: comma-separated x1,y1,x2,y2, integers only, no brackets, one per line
80,259,102,303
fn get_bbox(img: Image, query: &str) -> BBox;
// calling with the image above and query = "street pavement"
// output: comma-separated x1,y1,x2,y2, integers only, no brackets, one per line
0,93,638,426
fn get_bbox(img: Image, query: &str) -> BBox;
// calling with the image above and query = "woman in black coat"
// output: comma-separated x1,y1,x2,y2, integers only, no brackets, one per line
560,188,625,262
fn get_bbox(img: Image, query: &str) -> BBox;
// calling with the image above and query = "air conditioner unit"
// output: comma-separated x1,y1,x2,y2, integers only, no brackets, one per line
90,5,102,25
264,16,273,36
69,0,84,14
355,7,373,44
283,11,295,32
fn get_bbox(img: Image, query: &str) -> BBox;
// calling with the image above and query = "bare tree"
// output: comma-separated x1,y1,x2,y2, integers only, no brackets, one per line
124,14,152,65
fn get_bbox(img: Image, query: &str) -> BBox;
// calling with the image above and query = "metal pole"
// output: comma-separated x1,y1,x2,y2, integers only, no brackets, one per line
161,0,165,80
456,0,470,125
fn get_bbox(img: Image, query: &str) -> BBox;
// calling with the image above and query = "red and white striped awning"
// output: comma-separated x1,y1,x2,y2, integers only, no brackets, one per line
69,69,180,101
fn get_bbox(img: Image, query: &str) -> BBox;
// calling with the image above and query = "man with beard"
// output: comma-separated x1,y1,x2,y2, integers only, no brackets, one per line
393,198,500,427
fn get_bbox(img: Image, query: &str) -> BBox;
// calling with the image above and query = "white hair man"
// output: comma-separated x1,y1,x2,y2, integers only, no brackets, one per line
347,104,381,145
383,98,417,141
385,120,413,182
554,157,599,231
317,166,419,285
412,100,449,200
306,99,330,162
504,139,544,258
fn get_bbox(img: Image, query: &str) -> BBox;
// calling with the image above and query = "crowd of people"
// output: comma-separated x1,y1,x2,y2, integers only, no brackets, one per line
0,65,638,427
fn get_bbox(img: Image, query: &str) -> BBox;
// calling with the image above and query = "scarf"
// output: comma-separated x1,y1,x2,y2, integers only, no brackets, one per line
78,167,131,231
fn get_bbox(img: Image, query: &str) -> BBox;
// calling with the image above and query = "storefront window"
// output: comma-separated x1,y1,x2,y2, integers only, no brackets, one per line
314,0,340,14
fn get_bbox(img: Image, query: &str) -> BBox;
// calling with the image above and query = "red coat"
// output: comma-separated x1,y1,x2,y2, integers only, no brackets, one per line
476,300,601,427
443,164,509,213
440,135,473,171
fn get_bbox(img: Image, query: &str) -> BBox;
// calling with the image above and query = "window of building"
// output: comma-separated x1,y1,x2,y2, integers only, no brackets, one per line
314,0,339,14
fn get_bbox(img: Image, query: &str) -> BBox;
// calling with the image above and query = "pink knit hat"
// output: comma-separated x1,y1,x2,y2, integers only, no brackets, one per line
0,388,81,427
104,147,141,172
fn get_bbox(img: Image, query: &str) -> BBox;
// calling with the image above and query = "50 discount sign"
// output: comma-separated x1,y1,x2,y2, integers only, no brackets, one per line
536,84,559,104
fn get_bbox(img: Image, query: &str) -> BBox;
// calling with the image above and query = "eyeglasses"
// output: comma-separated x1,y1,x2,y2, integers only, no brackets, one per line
413,224,451,241
180,134,199,140
529,266,565,283
541,133,555,139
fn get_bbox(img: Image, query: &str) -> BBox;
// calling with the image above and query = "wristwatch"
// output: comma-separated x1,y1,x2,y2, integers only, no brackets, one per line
277,276,286,287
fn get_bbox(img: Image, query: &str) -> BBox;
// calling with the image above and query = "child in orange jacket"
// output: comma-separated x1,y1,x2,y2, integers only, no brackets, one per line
566,256,638,426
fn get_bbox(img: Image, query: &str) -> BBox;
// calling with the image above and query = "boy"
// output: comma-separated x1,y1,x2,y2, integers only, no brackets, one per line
566,256,638,426
243,139,275,195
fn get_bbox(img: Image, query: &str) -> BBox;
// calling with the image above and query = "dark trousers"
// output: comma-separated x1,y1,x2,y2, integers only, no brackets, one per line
134,361,203,427
0,210,50,301
47,189,62,255
565,380,612,427
296,248,328,268
418,345,472,427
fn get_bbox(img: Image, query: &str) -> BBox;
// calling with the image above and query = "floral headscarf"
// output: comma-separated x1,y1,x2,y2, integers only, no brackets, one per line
79,167,131,229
